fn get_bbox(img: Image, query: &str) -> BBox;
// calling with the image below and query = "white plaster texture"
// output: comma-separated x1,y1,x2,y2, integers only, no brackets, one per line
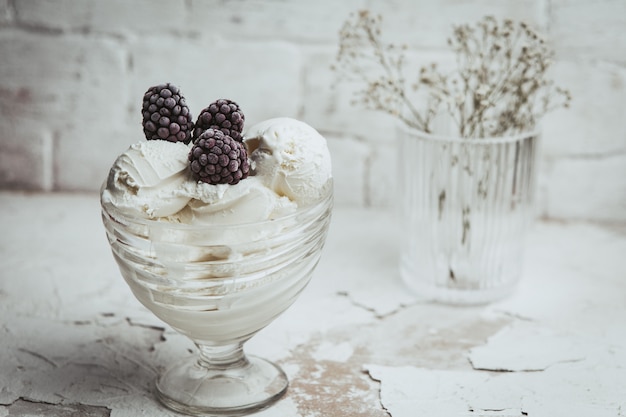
1,193,625,416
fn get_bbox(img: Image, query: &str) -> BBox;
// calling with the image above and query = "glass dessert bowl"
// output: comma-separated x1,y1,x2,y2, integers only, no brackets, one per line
101,180,333,416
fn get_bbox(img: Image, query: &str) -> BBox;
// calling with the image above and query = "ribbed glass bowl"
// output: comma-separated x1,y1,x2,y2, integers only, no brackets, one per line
101,180,333,416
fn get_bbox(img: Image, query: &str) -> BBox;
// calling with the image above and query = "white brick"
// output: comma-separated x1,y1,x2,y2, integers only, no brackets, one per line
187,0,365,42
550,0,626,64
0,30,129,190
14,0,88,31
300,45,396,141
14,0,364,41
0,0,624,220
0,121,52,190
541,154,626,222
15,0,188,36
541,61,626,157
128,37,302,129
374,0,548,48
325,135,369,207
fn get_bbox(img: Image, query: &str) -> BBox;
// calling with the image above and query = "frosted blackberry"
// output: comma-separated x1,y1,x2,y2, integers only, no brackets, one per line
189,129,250,185
193,99,245,142
142,83,194,144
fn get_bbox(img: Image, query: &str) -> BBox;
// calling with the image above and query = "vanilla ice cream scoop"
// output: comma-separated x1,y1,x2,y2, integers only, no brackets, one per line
178,176,297,225
102,140,192,218
244,118,332,206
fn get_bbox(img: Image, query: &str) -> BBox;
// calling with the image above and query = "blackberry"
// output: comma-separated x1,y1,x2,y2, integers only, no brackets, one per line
189,129,250,185
142,83,194,144
193,99,244,142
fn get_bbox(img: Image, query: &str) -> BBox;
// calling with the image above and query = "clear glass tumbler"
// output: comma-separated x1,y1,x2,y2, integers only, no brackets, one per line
101,181,333,415
397,124,539,304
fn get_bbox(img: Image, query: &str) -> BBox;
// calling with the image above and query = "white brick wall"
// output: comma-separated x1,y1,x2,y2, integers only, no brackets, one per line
0,0,624,222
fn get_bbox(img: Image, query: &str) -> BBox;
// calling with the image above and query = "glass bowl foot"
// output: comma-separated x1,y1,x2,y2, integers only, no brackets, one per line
155,354,288,416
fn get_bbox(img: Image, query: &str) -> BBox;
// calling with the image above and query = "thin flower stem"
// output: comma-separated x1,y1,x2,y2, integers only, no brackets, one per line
333,12,570,137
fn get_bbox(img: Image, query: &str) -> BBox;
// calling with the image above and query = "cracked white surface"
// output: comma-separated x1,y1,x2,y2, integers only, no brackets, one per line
1,192,625,416
366,363,625,417
467,321,587,371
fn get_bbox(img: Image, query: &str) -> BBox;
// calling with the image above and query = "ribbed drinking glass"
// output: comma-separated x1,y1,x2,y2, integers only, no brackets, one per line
397,124,539,304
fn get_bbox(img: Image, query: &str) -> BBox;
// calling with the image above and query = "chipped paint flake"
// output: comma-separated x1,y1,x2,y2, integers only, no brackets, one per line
468,321,587,372
365,362,626,417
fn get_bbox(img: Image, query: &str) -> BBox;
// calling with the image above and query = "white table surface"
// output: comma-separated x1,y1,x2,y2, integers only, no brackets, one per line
1,192,625,417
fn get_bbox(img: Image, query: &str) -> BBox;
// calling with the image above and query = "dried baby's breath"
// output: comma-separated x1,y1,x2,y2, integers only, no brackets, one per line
333,11,571,138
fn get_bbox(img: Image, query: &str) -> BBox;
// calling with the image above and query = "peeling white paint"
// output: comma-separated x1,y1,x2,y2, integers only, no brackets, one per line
1,195,625,416
365,364,625,417
468,321,587,372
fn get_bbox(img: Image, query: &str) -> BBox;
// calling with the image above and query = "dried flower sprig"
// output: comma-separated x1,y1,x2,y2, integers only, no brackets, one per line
333,11,571,138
